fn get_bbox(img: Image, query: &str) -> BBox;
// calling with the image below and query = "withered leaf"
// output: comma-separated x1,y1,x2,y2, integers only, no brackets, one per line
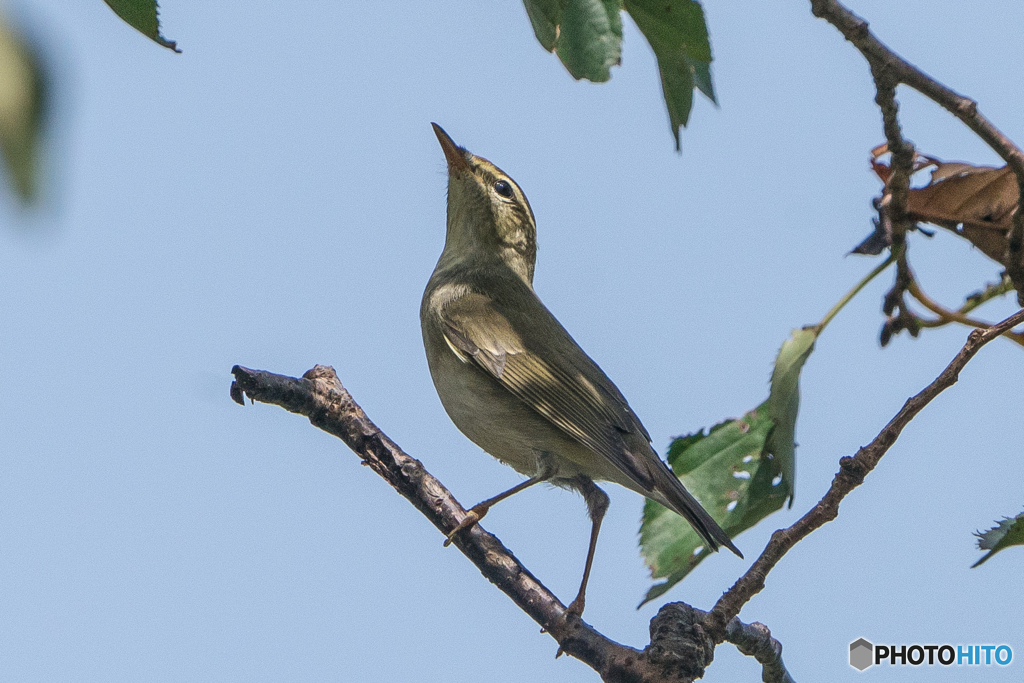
870,144,1019,268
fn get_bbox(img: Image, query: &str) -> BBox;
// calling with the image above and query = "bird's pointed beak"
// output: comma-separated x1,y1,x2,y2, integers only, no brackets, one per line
432,123,471,176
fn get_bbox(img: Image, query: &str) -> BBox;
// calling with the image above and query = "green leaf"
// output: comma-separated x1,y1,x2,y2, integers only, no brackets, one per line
103,0,179,52
524,0,561,52
624,0,714,149
559,0,622,81
522,0,623,82
0,15,47,204
520,0,716,145
639,403,787,605
652,57,694,151
766,327,817,508
972,511,1024,568
687,54,714,102
625,0,710,62
638,327,816,604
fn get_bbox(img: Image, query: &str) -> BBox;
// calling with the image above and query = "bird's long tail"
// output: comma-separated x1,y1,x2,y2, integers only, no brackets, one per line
652,463,743,559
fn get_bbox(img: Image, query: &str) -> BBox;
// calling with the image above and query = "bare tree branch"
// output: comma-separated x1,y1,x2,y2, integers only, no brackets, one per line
871,78,913,243
809,0,1024,303
724,618,795,683
229,365,637,678
702,308,1024,642
230,364,779,682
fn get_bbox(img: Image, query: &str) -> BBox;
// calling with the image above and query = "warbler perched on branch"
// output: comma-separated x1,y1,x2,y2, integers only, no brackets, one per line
421,123,741,616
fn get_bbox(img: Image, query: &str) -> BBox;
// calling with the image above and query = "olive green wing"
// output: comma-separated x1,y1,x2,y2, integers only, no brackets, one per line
438,290,657,491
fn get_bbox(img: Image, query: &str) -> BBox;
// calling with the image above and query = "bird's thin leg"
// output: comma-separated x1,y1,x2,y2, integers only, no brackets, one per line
566,477,609,618
444,464,554,546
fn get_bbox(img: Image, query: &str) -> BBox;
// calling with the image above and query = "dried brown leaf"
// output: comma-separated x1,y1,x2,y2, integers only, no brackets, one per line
871,145,1019,267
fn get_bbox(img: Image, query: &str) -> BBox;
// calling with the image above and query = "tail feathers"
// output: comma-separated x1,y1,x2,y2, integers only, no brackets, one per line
654,465,743,559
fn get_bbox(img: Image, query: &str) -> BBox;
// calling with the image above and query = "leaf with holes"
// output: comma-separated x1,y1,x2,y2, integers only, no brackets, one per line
103,0,179,52
638,327,813,604
0,14,47,204
639,402,787,605
972,511,1024,568
765,326,815,508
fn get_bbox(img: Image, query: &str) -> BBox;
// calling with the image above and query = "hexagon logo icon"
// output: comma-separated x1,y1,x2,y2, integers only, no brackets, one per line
850,638,874,671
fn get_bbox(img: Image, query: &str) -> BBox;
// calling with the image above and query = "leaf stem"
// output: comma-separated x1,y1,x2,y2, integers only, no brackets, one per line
815,253,896,334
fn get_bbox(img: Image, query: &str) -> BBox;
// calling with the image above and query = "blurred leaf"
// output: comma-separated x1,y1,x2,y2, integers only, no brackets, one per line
868,144,1019,268
522,0,622,82
624,0,714,149
639,327,814,603
0,14,46,204
765,327,816,508
972,511,1024,568
103,0,179,52
850,219,891,256
639,404,787,605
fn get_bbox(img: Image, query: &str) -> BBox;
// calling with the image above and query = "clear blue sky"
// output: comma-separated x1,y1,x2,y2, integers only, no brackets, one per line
1,1,1021,681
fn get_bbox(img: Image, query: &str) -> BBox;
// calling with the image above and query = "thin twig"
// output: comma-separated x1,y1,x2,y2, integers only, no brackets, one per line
871,77,914,248
702,308,1024,642
961,275,1015,316
908,279,1024,347
880,246,920,346
809,0,1024,303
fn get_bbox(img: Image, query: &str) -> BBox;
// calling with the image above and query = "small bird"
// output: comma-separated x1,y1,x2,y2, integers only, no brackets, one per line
421,124,741,616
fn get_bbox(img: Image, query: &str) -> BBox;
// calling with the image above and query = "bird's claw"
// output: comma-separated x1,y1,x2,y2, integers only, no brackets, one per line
443,508,484,546
555,597,585,657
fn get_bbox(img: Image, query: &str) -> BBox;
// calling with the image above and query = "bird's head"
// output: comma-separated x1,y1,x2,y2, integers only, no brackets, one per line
432,123,537,285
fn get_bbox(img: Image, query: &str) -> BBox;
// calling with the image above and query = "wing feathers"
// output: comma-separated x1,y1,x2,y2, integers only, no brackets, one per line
438,291,655,491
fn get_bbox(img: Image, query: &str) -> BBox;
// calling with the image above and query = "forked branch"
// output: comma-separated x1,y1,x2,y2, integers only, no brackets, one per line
702,308,1024,641
809,0,1024,302
228,307,1019,680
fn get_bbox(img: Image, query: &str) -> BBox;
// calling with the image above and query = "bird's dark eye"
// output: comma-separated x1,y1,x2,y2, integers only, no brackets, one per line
494,180,513,198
